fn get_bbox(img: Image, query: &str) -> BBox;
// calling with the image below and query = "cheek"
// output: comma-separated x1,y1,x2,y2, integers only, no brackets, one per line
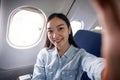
63,33,69,41
64,31,70,37
47,34,53,41
66,34,70,40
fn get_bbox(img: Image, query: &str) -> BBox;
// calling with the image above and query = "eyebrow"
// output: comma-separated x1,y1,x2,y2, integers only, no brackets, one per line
56,24,64,28
47,24,64,29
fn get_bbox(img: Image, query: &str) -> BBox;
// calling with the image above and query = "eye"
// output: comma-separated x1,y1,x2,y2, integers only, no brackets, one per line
47,29,53,33
58,27,64,31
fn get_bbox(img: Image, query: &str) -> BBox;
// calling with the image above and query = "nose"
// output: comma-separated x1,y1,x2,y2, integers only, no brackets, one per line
53,31,59,39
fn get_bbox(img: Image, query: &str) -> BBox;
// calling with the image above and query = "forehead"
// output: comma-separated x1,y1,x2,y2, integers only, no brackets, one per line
47,17,66,28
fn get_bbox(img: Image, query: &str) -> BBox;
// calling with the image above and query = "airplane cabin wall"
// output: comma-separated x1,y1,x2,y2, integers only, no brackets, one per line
0,0,3,58
67,0,99,30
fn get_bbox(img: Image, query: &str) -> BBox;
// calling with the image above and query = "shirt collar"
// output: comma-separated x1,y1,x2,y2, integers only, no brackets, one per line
52,45,77,59
64,45,76,58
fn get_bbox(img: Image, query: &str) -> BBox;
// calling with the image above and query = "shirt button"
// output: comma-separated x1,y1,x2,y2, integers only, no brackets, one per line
70,75,73,77
62,72,65,75
59,61,61,64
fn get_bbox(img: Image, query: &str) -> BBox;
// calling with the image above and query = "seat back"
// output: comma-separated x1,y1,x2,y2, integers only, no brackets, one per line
74,30,101,57
74,30,102,80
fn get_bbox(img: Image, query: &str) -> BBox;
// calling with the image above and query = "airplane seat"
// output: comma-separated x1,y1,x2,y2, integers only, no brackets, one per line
74,30,102,80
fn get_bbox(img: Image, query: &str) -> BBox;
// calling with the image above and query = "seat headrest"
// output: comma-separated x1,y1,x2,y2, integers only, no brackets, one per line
74,30,101,57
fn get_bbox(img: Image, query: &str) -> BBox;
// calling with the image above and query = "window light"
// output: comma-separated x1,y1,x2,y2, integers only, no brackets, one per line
71,20,84,35
7,6,46,49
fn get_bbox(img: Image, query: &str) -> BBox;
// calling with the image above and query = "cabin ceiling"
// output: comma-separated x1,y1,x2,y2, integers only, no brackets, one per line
2,0,99,30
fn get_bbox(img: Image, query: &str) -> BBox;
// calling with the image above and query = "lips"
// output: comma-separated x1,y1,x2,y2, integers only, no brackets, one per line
54,39,61,44
53,37,63,45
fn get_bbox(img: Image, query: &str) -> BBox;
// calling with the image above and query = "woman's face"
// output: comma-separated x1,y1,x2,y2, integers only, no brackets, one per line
47,17,71,50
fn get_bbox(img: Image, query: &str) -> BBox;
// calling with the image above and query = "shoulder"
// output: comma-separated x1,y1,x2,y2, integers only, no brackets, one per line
75,47,88,55
37,47,56,58
79,48,93,56
70,46,89,58
37,48,48,58
76,48,100,60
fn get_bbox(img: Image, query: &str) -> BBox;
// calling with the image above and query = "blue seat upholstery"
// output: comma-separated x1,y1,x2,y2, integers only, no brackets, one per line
74,30,102,80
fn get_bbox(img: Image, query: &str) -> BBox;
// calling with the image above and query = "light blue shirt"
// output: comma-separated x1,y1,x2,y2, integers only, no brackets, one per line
32,45,104,80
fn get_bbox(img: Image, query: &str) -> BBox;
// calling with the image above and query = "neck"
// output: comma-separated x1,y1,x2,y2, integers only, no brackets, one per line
57,44,70,57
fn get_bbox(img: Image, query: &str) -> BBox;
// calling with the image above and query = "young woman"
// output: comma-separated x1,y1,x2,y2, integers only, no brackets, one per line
32,13,104,80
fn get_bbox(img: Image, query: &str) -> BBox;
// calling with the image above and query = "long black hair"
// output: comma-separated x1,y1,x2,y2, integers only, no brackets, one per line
44,13,78,49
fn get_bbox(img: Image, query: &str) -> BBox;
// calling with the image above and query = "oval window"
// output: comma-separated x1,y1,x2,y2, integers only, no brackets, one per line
71,20,84,35
7,6,46,49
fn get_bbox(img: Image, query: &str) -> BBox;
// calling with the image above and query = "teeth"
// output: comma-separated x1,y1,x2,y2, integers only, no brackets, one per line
53,37,63,43
54,39,60,41
55,40,60,43
54,39,61,43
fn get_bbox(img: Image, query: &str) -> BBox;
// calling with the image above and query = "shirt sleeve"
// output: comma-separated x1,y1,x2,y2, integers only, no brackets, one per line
32,49,46,80
81,49,105,80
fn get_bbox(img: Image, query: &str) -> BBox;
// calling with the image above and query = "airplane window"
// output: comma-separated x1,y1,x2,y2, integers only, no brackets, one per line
71,20,84,35
7,6,46,49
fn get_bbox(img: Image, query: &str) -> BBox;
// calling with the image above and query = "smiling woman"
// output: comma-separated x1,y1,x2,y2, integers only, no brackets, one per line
6,6,46,49
32,13,104,80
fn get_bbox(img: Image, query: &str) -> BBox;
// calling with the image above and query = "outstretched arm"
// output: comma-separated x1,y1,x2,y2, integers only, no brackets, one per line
90,0,120,80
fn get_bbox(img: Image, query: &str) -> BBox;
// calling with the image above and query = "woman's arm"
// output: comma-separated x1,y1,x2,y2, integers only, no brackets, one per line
81,50,105,80
32,50,46,80
90,0,120,80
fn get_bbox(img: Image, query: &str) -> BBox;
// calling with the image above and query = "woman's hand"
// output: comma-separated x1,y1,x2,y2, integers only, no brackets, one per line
90,0,120,80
